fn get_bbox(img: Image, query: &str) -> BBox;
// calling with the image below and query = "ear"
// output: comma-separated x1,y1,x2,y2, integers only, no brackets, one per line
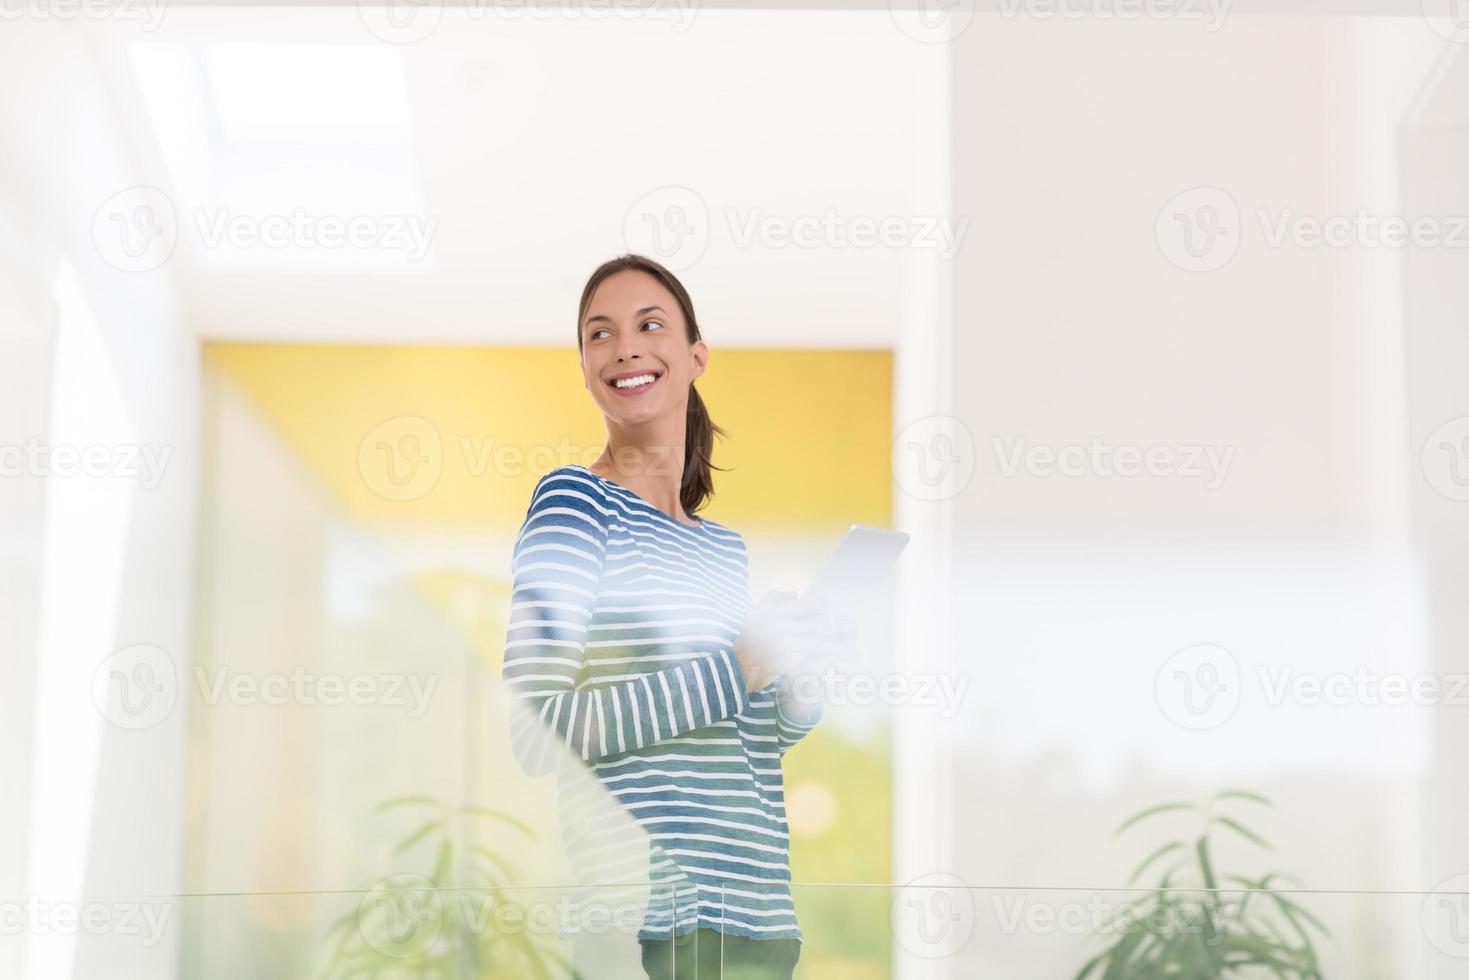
690,339,709,383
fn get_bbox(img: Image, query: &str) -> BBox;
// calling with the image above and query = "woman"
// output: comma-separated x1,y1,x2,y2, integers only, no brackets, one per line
501,254,849,979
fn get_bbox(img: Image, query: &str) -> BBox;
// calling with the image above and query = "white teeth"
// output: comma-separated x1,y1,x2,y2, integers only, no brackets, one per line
613,373,658,389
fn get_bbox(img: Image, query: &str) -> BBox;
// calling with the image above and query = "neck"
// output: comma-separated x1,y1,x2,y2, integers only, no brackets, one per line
595,420,689,521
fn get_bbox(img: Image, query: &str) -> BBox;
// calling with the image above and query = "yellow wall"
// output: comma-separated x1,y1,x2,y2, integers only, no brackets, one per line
206,344,892,533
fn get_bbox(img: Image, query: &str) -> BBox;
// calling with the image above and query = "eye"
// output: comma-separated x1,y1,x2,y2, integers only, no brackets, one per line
642,319,664,332
589,327,609,341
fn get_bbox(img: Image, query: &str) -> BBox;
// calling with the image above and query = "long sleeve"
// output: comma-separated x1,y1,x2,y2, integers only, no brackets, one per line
502,468,750,777
773,675,823,754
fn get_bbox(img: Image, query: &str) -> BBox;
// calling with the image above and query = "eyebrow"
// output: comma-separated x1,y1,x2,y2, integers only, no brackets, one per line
583,306,667,329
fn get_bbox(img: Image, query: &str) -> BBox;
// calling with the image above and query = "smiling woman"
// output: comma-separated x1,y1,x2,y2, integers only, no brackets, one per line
500,254,847,980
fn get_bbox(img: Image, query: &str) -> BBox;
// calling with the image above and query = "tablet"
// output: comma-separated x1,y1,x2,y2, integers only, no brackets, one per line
804,524,910,603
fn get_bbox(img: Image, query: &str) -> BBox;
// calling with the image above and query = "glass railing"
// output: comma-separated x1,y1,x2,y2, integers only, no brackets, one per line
16,879,1467,978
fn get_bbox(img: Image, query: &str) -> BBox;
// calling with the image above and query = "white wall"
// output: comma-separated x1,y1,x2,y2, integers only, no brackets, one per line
0,20,199,980
943,12,1455,976
1401,75,1469,980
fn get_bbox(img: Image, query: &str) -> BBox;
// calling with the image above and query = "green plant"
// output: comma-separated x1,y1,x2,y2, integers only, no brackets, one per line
1074,790,1331,980
319,795,569,980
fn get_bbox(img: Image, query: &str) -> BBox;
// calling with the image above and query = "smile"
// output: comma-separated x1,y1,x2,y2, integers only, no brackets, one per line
606,371,662,396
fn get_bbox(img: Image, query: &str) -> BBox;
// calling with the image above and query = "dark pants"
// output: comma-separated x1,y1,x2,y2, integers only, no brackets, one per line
569,926,801,979
639,927,800,980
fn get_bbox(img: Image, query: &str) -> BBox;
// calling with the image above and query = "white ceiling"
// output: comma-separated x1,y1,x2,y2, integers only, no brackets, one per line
94,7,943,348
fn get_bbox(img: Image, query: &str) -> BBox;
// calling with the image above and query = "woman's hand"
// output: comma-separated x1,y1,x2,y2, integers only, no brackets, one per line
733,589,854,693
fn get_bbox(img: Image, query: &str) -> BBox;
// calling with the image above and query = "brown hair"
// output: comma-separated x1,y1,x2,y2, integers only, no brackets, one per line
576,254,728,517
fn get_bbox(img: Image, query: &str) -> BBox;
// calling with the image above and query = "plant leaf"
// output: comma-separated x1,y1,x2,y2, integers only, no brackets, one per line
1216,815,1274,852
1127,841,1187,888
1114,802,1196,838
372,794,440,813
392,819,442,858
459,806,537,838
1213,788,1272,808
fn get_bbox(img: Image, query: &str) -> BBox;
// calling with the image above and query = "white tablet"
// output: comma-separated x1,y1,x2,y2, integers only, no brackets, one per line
804,524,911,603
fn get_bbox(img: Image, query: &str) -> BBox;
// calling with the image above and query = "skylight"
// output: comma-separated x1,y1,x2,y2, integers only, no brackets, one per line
127,41,432,273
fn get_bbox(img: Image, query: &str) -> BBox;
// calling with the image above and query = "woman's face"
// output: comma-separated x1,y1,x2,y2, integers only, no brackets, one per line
580,269,707,432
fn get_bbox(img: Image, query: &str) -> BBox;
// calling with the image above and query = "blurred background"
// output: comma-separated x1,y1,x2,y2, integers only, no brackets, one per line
3,2,1469,978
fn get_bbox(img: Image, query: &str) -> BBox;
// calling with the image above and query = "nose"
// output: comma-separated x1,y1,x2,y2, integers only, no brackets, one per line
613,333,644,363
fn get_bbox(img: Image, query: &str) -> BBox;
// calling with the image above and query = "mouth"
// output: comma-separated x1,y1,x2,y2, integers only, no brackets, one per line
605,370,663,397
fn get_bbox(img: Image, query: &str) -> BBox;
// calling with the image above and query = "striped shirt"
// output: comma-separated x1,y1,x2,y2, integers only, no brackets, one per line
502,464,821,943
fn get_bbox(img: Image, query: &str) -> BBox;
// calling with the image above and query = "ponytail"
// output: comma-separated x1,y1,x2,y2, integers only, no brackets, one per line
682,381,727,517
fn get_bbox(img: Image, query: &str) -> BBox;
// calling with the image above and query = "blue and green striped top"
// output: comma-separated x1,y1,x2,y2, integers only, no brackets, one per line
502,464,821,942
